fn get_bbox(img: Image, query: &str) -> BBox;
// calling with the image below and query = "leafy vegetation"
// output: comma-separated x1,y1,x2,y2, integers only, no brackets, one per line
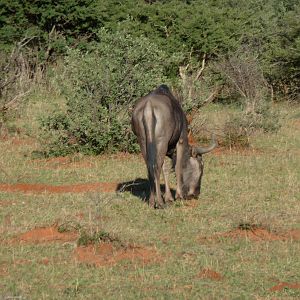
40,29,170,155
0,0,299,152
77,230,119,246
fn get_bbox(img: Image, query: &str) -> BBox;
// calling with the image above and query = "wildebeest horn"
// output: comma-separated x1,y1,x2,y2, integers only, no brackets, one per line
193,134,218,155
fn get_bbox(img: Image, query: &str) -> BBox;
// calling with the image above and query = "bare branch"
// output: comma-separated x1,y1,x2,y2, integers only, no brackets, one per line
201,85,223,106
18,36,37,49
1,90,31,112
195,53,206,81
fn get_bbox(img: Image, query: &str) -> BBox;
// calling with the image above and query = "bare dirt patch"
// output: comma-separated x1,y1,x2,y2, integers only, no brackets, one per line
0,182,118,194
270,282,300,292
196,268,223,281
15,226,78,244
199,225,300,242
74,243,157,267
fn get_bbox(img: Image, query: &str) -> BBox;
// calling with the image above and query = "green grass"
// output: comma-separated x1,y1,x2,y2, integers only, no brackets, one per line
0,103,299,299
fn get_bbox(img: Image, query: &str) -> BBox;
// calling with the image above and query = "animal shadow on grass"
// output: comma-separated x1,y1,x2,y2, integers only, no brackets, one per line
117,178,176,203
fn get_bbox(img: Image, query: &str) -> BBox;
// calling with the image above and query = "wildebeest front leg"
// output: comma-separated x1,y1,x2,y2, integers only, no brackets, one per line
175,139,184,199
162,159,174,203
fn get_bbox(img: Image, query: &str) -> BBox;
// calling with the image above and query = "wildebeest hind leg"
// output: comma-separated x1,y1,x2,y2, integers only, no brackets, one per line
162,159,174,203
154,145,168,209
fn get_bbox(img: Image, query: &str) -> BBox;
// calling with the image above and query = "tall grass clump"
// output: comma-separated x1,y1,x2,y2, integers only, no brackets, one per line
0,38,41,135
39,29,170,156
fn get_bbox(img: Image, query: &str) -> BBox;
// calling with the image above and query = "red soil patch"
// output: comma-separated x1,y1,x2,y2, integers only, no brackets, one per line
197,268,223,281
74,243,157,267
200,227,300,242
270,282,300,292
40,258,50,265
0,182,118,194
16,226,78,244
75,212,85,220
286,229,300,240
219,227,284,241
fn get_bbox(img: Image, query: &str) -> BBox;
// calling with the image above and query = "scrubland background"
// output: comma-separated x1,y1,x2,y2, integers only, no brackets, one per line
0,1,299,299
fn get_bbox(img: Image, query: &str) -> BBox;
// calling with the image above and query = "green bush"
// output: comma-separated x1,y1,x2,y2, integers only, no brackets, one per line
39,29,170,156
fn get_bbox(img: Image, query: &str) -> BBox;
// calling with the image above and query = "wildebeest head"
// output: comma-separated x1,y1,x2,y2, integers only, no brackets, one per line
182,136,217,199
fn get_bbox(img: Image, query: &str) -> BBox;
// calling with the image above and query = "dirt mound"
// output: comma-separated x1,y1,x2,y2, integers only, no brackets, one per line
197,268,223,281
16,226,78,244
74,243,157,267
220,227,300,241
220,227,283,241
200,226,300,242
0,182,118,194
270,282,300,292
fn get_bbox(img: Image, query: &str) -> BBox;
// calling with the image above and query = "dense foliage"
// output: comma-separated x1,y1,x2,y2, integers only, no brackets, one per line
1,0,299,97
0,0,299,153
40,29,170,155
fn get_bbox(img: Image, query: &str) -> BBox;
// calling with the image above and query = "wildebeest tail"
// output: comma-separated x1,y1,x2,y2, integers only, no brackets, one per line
143,102,157,194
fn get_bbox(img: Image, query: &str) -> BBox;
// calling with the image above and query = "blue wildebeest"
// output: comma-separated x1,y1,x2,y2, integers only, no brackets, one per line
132,85,217,208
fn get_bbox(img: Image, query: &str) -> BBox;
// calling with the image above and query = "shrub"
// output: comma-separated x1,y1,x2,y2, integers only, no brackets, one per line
39,29,170,156
222,105,281,148
77,230,117,246
217,48,281,147
0,40,34,134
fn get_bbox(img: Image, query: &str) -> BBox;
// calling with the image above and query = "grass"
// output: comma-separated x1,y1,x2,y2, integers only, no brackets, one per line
0,103,300,299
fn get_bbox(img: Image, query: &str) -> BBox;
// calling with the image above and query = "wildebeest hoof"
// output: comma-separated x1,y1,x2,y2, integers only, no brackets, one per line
175,193,184,200
186,194,197,200
164,195,174,203
154,202,167,209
